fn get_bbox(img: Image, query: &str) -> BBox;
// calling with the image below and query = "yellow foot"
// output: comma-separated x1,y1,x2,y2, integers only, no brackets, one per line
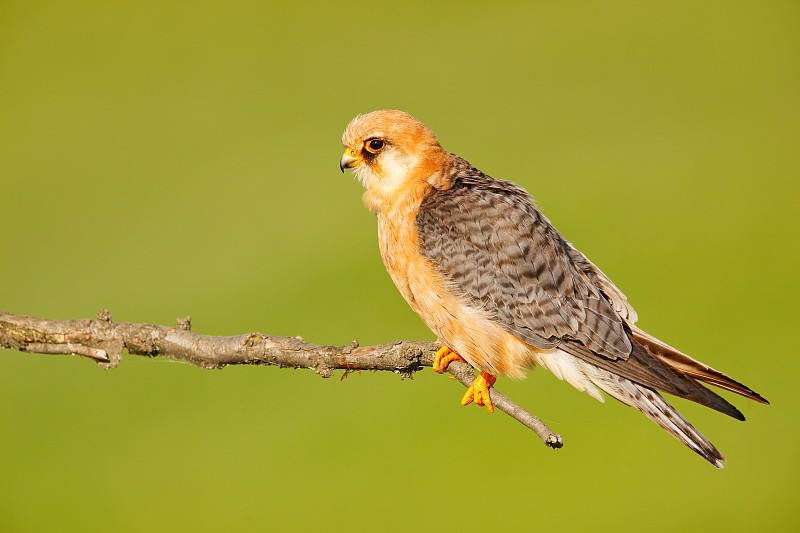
461,372,497,413
432,345,465,373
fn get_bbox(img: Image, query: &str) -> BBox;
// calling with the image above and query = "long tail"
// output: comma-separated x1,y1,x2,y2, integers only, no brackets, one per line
533,349,727,466
537,330,767,466
582,362,726,468
630,326,769,405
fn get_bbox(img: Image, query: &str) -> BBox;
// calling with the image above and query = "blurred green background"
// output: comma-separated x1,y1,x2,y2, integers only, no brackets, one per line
1,1,798,531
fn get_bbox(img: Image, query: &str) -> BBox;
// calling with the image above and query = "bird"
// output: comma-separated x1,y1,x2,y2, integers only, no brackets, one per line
339,109,768,467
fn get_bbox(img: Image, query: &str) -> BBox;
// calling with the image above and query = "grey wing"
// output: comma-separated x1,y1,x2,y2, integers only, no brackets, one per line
416,167,746,420
564,242,638,324
416,171,633,361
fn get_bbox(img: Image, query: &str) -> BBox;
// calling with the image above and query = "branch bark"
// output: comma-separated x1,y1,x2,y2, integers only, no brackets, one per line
0,309,563,450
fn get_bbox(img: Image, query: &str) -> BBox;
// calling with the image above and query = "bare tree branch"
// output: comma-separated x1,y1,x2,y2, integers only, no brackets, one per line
0,309,563,450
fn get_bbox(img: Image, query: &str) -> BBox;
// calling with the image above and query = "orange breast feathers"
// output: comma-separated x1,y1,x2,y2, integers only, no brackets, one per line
371,180,537,379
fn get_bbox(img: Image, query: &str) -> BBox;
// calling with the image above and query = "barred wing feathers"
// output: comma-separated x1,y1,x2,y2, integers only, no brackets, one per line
417,159,631,361
415,158,749,420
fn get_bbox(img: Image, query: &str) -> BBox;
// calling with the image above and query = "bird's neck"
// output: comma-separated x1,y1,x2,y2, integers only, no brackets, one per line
362,177,431,217
362,151,454,215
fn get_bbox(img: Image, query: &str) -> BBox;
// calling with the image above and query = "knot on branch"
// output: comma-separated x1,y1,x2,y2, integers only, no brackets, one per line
243,333,263,347
342,339,359,354
313,361,334,378
394,343,424,379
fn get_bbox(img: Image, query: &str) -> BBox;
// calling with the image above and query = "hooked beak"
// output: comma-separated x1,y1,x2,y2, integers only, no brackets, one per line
340,148,362,172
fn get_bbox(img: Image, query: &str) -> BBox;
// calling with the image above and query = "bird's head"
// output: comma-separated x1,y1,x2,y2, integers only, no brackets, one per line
340,110,446,195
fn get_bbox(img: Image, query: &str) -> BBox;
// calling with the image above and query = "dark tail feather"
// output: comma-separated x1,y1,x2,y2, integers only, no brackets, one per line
561,338,747,421
630,326,769,405
584,364,726,468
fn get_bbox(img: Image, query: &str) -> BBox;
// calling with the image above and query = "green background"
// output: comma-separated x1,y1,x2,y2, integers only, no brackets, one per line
1,1,797,531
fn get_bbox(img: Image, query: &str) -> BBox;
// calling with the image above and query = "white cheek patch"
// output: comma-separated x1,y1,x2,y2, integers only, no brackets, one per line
372,150,417,195
352,148,417,194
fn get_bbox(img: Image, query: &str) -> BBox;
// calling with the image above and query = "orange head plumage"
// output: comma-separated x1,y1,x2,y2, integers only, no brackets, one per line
340,110,450,203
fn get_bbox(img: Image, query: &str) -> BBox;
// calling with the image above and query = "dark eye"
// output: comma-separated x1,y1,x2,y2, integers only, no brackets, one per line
365,139,385,153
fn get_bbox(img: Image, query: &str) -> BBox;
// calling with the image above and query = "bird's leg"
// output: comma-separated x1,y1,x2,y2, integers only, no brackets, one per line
432,345,497,413
432,345,465,373
461,372,497,413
